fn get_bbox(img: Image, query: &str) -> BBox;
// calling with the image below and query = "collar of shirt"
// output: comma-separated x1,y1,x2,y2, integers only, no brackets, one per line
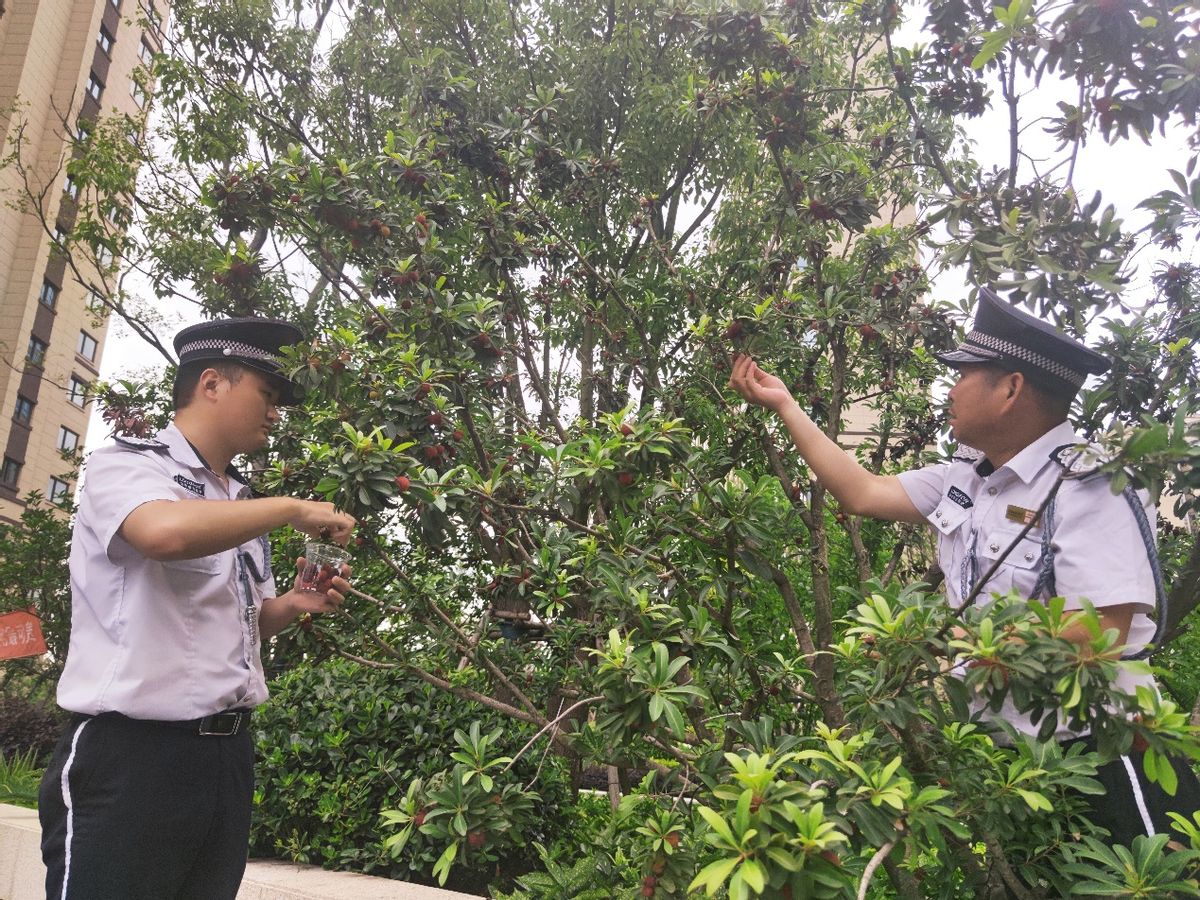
981,420,1079,485
156,423,252,498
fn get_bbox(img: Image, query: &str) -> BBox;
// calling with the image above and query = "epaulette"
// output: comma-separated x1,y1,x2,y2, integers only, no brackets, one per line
949,445,985,464
114,435,168,451
1049,442,1109,479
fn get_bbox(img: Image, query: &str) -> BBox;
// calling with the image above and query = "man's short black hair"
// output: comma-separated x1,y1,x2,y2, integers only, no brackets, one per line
171,360,245,410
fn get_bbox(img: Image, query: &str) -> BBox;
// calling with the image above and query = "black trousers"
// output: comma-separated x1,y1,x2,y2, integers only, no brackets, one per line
1068,736,1200,848
39,713,254,900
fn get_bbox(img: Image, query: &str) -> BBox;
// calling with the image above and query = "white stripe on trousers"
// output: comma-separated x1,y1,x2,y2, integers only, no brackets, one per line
59,719,91,900
1121,754,1157,837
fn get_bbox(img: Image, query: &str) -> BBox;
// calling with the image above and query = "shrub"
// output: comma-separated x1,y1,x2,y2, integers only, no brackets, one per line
250,658,573,890
0,693,66,764
0,749,43,808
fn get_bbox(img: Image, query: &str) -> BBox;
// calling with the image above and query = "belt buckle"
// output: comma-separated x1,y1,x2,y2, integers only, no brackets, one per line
198,711,243,736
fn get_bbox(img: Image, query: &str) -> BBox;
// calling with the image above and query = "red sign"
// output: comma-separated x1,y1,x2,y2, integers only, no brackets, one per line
0,610,47,659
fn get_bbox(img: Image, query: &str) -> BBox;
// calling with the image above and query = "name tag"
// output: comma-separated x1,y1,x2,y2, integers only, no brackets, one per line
1005,504,1039,526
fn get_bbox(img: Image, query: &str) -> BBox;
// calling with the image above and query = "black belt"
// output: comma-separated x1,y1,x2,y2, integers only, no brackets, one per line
90,710,252,736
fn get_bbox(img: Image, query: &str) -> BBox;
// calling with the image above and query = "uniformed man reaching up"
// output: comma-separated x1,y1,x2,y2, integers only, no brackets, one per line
39,317,357,900
728,287,1199,847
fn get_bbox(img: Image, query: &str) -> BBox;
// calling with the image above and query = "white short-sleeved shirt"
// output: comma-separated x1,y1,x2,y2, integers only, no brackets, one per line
897,421,1158,739
58,423,278,719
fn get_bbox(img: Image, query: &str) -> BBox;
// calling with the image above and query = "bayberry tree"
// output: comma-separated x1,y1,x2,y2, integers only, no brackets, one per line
5,0,1200,896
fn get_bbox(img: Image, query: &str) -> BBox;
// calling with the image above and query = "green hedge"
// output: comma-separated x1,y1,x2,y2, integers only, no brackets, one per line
250,658,572,889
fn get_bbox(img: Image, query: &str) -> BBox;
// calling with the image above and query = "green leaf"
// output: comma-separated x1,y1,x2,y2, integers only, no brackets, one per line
689,857,740,895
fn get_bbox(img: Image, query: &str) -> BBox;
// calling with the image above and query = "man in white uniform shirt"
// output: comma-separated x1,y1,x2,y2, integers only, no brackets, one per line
728,286,1199,847
39,317,357,899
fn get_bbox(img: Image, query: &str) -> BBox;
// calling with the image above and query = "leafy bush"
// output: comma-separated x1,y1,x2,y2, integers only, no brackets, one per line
0,693,66,764
0,750,43,809
250,658,572,890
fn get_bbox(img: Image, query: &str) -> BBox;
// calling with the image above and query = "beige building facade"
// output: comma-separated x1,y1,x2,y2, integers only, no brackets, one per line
0,0,162,524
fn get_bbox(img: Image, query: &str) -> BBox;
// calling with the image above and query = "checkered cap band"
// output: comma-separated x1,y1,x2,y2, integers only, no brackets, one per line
178,339,282,367
963,330,1087,388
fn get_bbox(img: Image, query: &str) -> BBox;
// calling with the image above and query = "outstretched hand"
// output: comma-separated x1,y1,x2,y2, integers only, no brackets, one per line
290,501,357,546
728,354,796,413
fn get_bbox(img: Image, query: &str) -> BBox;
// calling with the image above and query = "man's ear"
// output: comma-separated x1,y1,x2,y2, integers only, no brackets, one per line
198,367,225,400
1004,370,1024,400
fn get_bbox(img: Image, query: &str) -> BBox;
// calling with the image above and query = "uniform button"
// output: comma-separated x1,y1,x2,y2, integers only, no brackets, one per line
941,519,949,527
1024,552,1035,562
987,487,998,496
988,542,1000,553
935,509,943,517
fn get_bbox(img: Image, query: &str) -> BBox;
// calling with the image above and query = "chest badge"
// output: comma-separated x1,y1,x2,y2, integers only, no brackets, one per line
174,474,206,496
947,486,973,509
1005,504,1040,526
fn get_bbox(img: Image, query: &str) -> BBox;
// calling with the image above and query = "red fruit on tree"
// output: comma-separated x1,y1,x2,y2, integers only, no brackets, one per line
427,412,445,427
618,472,635,487
452,429,464,442
619,423,634,436
858,324,879,341
416,382,432,399
395,475,411,491
413,808,427,827
724,320,744,340
664,832,681,848
466,830,486,849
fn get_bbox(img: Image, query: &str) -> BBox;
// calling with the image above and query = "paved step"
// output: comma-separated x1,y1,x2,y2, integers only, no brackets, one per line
0,803,482,900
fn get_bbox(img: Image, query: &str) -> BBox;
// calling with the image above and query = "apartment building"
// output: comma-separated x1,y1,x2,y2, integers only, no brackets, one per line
0,0,163,524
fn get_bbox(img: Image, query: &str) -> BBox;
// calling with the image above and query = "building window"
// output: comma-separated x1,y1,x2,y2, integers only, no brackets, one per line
57,426,80,453
14,395,34,425
130,81,147,109
64,175,80,200
109,0,120,9
38,280,60,309
77,331,98,362
54,225,68,246
48,477,70,502
96,244,114,268
27,336,48,366
68,377,89,408
98,25,114,56
139,39,154,65
87,289,106,314
146,4,163,31
0,457,21,486
85,72,104,103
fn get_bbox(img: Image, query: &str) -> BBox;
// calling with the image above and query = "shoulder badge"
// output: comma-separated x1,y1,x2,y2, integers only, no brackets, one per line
114,435,168,451
949,444,985,464
173,474,206,496
1049,442,1110,479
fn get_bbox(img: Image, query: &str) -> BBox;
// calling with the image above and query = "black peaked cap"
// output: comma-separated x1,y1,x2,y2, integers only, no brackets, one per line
935,287,1109,394
173,317,305,404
